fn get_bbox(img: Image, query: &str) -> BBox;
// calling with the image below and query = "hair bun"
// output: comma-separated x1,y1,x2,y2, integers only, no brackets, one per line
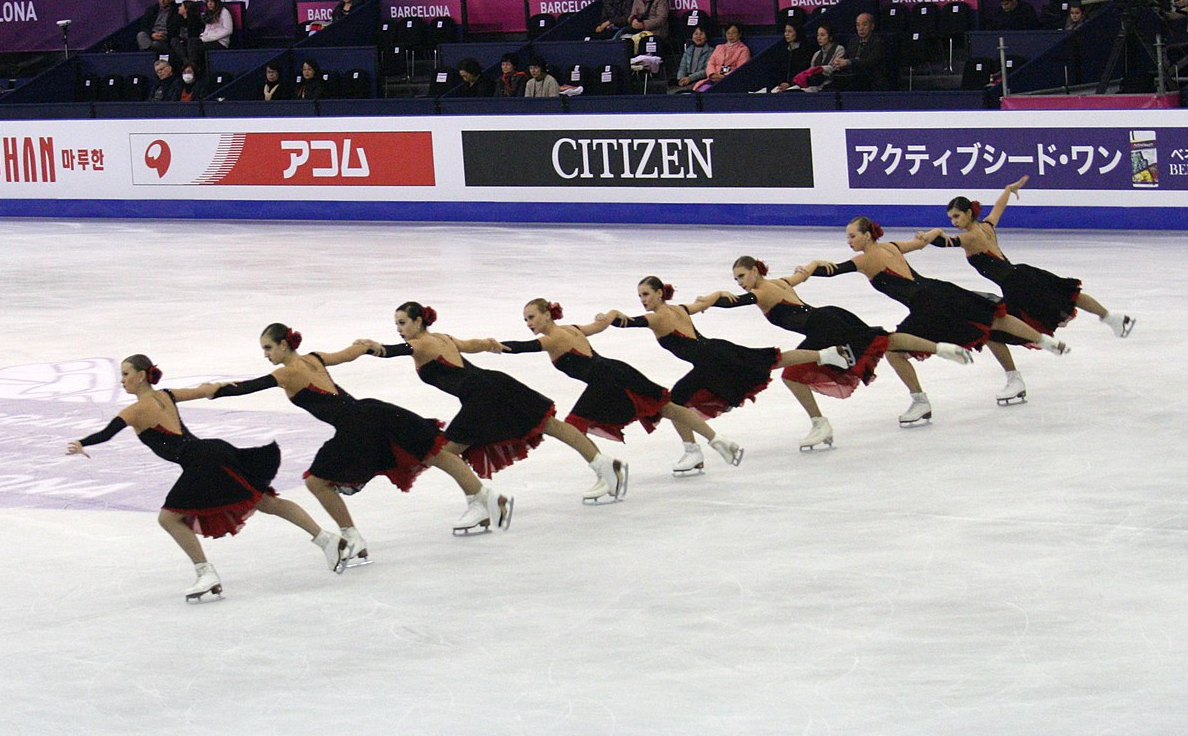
754,260,769,276
548,302,564,320
869,221,885,240
422,306,438,326
285,328,303,350
147,365,163,385
662,283,675,300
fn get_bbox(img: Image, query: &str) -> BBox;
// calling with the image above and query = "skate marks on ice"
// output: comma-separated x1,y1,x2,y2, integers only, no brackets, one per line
0,358,323,512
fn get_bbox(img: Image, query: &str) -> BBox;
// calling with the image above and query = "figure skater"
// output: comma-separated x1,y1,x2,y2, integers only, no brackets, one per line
797,217,1070,423
210,324,512,541
697,256,974,445
66,354,350,603
595,276,856,473
357,303,629,504
911,175,1135,405
492,298,745,478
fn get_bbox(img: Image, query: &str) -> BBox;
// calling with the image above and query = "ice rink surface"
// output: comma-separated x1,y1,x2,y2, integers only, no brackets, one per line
1,218,1185,735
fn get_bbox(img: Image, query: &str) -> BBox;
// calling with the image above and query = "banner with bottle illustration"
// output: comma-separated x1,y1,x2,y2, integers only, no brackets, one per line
845,127,1187,190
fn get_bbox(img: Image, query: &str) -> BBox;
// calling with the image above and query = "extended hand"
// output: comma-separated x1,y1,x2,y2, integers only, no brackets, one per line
66,440,90,458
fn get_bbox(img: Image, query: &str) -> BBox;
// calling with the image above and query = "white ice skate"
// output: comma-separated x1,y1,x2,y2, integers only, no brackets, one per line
799,416,834,451
453,487,513,535
818,345,856,370
898,392,932,427
673,442,705,477
708,434,744,466
935,342,975,365
1035,334,1070,355
1101,312,1135,338
340,526,372,568
184,562,223,603
313,530,350,574
584,453,629,504
996,370,1027,406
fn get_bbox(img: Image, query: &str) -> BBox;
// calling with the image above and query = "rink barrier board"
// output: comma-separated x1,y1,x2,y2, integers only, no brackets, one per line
2,109,1185,230
7,200,1187,230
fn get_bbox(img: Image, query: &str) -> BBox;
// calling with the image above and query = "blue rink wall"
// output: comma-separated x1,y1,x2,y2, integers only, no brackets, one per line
3,109,1186,230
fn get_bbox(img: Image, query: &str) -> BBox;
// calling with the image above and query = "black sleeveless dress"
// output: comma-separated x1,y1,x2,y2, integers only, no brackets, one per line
141,390,281,539
416,357,556,478
765,300,889,399
554,349,671,442
290,380,447,494
967,251,1081,335
872,268,1005,353
657,328,781,418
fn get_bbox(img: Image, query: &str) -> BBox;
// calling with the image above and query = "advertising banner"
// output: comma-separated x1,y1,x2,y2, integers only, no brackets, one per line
846,127,1188,191
381,0,464,23
526,0,595,16
462,129,813,188
0,1,115,53
2,110,1187,229
128,131,435,186
295,0,339,26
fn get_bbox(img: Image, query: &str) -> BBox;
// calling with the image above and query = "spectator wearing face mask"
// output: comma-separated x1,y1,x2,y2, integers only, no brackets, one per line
177,62,206,101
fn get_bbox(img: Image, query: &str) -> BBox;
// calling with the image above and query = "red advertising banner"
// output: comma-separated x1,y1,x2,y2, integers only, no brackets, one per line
129,132,436,186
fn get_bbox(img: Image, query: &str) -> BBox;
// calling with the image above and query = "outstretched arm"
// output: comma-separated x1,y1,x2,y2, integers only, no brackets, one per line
894,237,929,254
452,336,504,354
67,414,131,457
777,271,810,288
595,310,650,328
575,320,610,337
211,374,280,399
169,383,220,402
497,338,545,354
986,174,1028,226
316,342,371,366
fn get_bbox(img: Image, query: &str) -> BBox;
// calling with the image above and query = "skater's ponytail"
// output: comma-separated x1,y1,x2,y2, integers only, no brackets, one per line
848,216,883,241
262,323,302,350
399,301,437,327
526,298,563,320
639,276,675,301
733,256,769,276
947,196,981,220
123,354,162,384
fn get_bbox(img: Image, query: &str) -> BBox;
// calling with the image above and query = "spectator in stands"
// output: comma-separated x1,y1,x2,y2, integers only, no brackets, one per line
1063,3,1085,31
171,2,204,68
622,0,670,40
148,58,181,102
332,0,356,21
594,0,634,39
196,0,235,61
790,22,845,92
261,61,292,100
986,0,1040,31
495,54,528,97
137,0,179,55
177,61,205,102
694,23,750,92
829,13,890,91
457,58,495,97
524,56,560,97
674,24,714,91
774,22,813,91
295,59,326,100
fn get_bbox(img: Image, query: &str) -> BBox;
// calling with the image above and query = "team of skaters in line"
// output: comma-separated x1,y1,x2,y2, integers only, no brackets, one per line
67,177,1134,602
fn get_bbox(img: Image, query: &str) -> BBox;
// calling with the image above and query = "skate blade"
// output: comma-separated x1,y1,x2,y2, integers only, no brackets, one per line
185,585,224,604
898,415,932,428
672,469,705,477
799,440,834,452
1120,317,1135,337
344,555,374,569
997,394,1027,406
452,521,492,536
498,497,514,530
583,493,624,505
614,462,629,500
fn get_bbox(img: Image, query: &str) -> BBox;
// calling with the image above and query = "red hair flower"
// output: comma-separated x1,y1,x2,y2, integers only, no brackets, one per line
147,365,163,385
548,302,564,320
422,306,438,326
970,200,982,219
869,221,885,240
754,260,769,276
285,328,303,350
662,283,675,300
